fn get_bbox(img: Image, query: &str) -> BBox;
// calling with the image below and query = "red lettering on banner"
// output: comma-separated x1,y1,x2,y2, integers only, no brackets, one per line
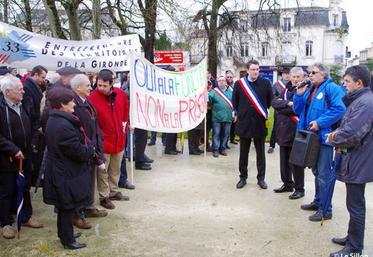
178,100,188,129
136,92,149,126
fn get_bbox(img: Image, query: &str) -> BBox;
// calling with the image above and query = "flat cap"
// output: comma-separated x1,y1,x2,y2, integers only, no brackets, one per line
56,67,82,76
0,66,10,76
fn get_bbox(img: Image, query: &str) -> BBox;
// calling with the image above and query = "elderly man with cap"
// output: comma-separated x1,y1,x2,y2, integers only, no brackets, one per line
41,67,81,129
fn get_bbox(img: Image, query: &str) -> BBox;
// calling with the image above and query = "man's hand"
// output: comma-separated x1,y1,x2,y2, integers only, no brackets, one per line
325,133,332,144
233,116,238,123
97,163,106,172
309,121,320,131
287,101,293,107
296,84,308,95
14,151,24,160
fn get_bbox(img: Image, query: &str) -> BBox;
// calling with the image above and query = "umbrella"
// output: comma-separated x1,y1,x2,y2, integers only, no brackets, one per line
180,132,185,154
320,148,342,226
16,159,25,239
32,148,48,199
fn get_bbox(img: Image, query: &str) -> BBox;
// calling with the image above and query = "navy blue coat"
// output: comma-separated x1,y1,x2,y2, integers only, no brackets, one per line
43,111,95,210
331,88,373,184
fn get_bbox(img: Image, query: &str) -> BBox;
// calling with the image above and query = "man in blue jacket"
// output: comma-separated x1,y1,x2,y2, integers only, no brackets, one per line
293,63,345,222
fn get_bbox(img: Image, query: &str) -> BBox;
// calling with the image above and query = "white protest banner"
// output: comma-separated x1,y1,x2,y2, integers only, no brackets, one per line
130,54,207,133
0,21,141,72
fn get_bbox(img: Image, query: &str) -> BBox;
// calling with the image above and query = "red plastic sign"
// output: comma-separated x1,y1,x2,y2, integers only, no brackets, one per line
154,51,184,65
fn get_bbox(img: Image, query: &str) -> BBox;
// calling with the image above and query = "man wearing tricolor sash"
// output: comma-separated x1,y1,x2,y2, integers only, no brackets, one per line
268,67,291,154
225,70,238,146
271,67,305,200
232,60,273,190
208,76,233,157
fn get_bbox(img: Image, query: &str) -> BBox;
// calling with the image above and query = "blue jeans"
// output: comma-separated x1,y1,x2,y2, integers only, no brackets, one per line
312,144,333,215
212,122,231,153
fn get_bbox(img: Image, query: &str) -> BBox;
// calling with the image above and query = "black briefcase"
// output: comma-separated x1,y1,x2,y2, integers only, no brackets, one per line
289,130,320,168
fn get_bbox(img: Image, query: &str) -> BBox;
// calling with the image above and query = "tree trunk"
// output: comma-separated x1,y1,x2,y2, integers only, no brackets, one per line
22,0,33,32
106,0,127,35
3,0,9,23
207,0,226,79
43,0,67,39
92,0,101,39
62,2,82,40
138,0,157,63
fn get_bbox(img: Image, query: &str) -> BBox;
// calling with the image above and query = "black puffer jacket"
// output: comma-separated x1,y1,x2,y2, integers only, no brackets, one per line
271,82,298,146
43,110,95,210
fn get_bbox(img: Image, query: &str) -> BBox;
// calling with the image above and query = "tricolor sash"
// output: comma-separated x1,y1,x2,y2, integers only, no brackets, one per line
213,86,233,110
238,77,268,119
284,89,299,124
276,80,287,92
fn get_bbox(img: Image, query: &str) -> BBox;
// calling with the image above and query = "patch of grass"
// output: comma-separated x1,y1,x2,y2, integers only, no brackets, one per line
33,241,56,256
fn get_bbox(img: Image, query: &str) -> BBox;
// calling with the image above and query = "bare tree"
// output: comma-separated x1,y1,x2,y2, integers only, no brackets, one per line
60,0,83,40
3,0,9,23
42,0,67,39
22,0,33,31
92,0,101,39
138,0,157,63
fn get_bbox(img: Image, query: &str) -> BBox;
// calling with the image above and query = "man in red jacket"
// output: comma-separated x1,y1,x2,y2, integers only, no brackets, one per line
88,69,129,209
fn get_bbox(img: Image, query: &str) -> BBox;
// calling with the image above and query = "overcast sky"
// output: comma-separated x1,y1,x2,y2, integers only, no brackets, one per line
168,0,372,58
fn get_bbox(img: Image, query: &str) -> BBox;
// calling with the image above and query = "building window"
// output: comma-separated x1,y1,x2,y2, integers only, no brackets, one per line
240,44,249,57
226,44,233,57
261,42,269,57
283,17,291,32
305,40,313,57
333,14,339,27
240,19,247,32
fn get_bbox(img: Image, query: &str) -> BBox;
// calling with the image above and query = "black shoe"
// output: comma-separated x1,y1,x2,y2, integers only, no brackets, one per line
135,164,152,170
331,236,348,246
273,184,293,193
63,241,87,250
257,180,268,189
197,149,204,153
309,210,332,222
73,232,82,239
267,147,274,153
329,246,361,257
143,156,154,163
226,145,231,149
230,140,238,145
289,191,304,200
147,141,156,146
300,202,319,211
118,181,135,190
165,150,178,155
189,150,201,155
236,179,247,189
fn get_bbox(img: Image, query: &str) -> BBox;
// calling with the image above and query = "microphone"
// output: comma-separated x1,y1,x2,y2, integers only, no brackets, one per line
297,80,311,89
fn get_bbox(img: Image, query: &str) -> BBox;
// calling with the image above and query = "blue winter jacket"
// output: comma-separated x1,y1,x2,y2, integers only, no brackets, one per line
293,77,346,145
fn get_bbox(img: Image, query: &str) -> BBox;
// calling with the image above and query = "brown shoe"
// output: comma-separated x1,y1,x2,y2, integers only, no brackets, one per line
109,192,130,201
212,152,219,158
23,218,43,229
2,225,16,239
100,198,115,209
85,208,108,218
220,151,227,156
73,218,92,229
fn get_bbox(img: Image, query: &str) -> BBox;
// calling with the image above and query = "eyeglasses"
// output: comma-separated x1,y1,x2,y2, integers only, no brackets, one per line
310,71,319,75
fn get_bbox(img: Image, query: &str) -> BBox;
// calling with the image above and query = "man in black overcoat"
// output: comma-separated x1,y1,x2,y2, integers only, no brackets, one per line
232,60,273,190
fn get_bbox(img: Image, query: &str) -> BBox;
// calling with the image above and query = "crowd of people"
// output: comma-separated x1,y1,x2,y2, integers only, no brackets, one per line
0,61,373,256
